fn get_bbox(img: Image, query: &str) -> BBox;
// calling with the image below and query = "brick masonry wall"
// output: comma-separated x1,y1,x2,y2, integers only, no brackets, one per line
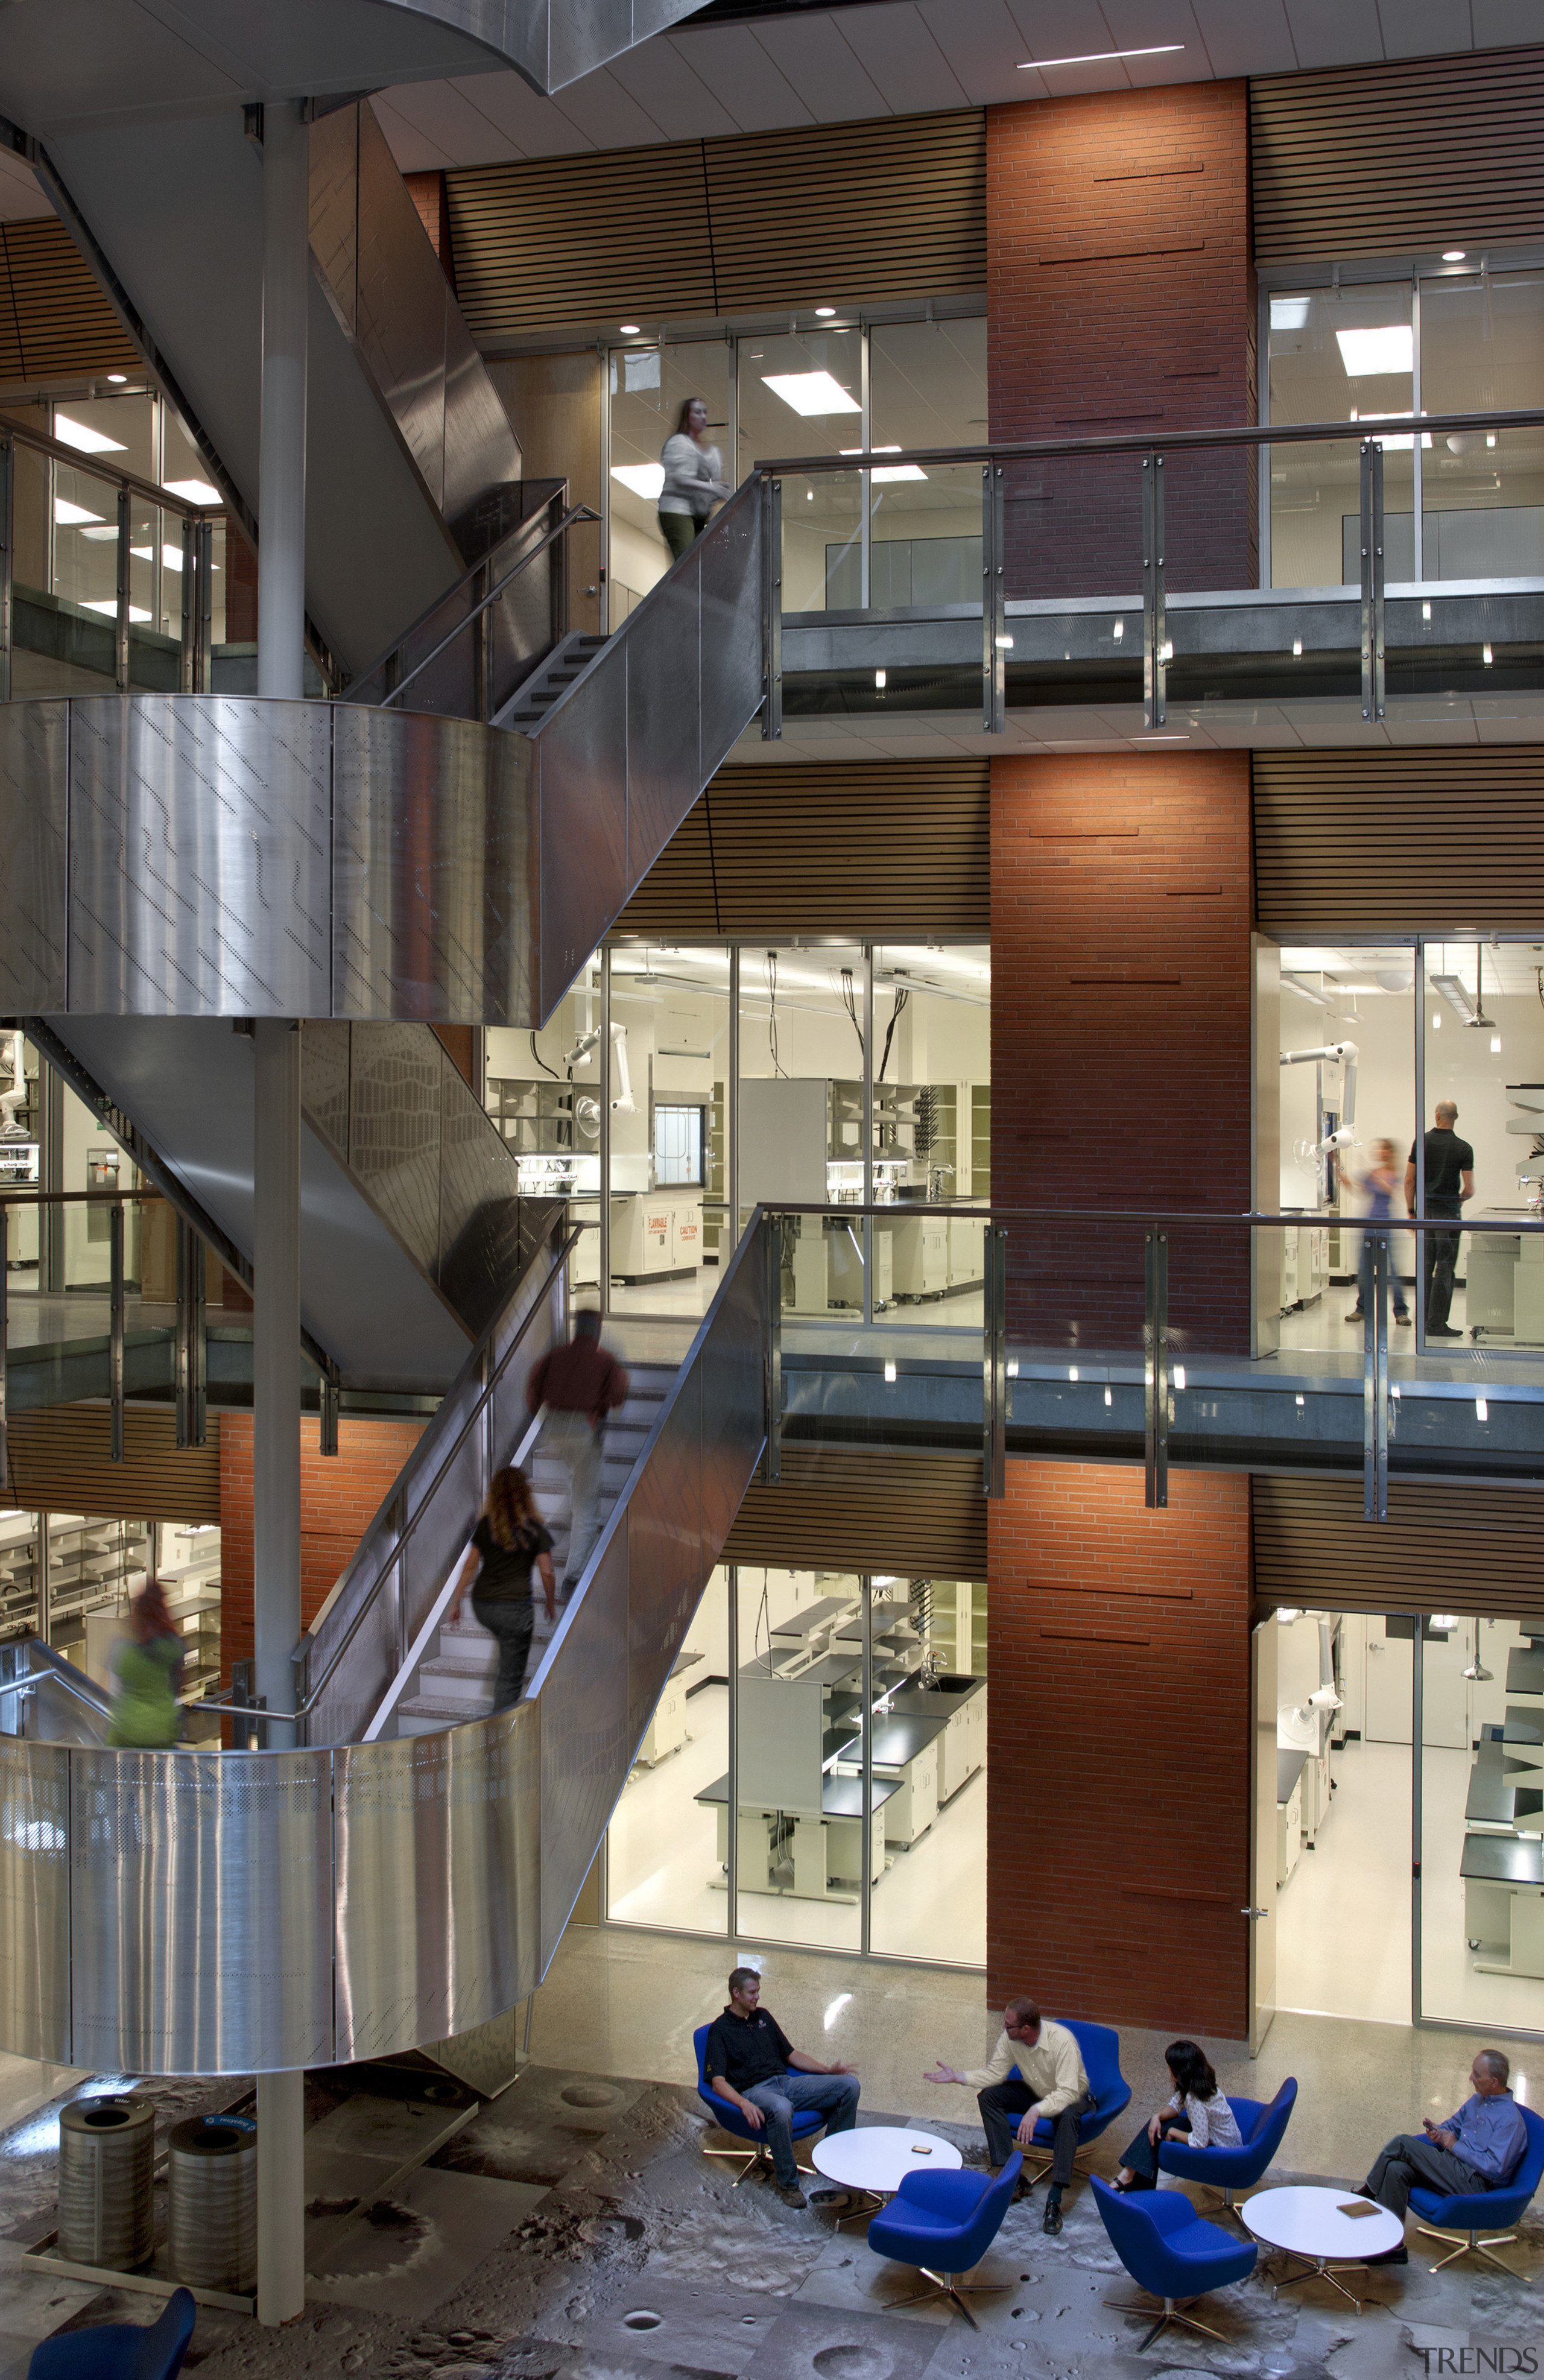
988,1462,1253,2037
987,80,1256,599
991,748,1254,1353
219,1414,425,1686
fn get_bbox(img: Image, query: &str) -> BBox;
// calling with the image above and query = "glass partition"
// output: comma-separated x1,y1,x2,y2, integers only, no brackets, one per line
1421,269,1544,581
607,340,734,628
484,948,605,1306
734,1565,864,1951
739,329,863,613
738,942,870,1318
1419,939,1544,1355
604,1566,728,1934
1423,1613,1544,2031
609,946,730,1320
863,320,986,610
1267,282,1416,587
868,1575,986,1963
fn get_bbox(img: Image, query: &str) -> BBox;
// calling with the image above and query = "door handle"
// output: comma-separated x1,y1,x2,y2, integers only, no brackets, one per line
1240,1907,1269,1919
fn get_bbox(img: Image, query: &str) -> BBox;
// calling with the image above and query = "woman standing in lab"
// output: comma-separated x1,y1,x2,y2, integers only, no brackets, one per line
1340,1138,1412,1327
658,397,731,561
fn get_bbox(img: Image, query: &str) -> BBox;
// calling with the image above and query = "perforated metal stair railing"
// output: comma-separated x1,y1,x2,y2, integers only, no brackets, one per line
0,1212,770,2077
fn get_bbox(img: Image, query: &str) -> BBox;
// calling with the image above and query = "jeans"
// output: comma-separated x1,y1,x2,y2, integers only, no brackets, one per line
472,1594,534,1711
744,2071,861,2188
540,1408,604,1590
1362,2132,1487,2220
979,2082,1094,2185
1423,1206,1463,1332
1357,1230,1409,1318
1119,2112,1191,2185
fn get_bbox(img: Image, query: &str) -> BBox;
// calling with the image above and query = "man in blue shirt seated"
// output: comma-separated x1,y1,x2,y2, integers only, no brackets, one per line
1358,2049,1528,2264
704,1967,860,2210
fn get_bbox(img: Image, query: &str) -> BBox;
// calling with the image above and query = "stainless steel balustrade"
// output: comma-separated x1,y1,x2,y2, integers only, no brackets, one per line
0,1211,770,2074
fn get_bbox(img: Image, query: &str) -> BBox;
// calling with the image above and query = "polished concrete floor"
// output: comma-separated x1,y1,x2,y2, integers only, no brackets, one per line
2,1925,1540,2379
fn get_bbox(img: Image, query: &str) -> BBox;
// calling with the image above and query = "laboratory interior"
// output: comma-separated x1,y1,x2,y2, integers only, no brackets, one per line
602,1564,987,1967
484,940,991,1325
1271,937,1544,1354
1270,1604,1544,2036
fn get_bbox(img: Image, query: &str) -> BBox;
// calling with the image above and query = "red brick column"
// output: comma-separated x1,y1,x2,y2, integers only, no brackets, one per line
990,748,1253,1355
219,1414,424,1687
988,1463,1252,2037
987,80,1256,599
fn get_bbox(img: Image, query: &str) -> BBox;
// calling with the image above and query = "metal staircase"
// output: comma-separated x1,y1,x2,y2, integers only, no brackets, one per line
492,630,612,733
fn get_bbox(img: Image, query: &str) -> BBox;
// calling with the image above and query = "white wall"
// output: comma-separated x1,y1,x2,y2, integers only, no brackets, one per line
1424,984,1544,1212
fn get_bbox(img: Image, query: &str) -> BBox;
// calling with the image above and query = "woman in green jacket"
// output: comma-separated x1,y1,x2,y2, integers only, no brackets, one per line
107,1578,185,1749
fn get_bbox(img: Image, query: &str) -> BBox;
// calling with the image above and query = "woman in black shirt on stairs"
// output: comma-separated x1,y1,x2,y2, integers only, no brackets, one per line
447,1466,557,1712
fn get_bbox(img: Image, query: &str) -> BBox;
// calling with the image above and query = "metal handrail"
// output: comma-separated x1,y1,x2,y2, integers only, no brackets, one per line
754,403,1544,476
0,1639,113,1717
0,414,227,521
762,1202,1544,1232
373,501,600,709
189,1218,581,1726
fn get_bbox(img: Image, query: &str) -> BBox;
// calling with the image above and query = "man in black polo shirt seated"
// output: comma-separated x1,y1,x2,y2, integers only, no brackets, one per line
704,1966,861,2208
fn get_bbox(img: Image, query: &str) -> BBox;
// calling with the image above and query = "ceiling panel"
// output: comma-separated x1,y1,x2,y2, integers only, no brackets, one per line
605,39,744,141
1376,0,1467,61
1474,1,1544,46
916,0,1040,107
1190,0,1297,74
747,14,894,122
382,80,516,169
543,66,672,150
834,4,972,116
0,153,51,223
1099,0,1215,84
369,92,456,172
1283,0,1388,71
448,70,598,157
674,24,818,130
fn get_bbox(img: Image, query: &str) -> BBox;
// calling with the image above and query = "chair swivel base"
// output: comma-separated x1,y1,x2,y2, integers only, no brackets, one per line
1416,2222,1533,2279
1108,2294,1229,2353
1179,2181,1254,2230
891,2267,1013,2331
703,2140,816,2189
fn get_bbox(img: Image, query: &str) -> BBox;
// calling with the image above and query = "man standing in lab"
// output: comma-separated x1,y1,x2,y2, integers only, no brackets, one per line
926,1997,1092,2234
1405,1100,1475,1338
525,1306,628,1596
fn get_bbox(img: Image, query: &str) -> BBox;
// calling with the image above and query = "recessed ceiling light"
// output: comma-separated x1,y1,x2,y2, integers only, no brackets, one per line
1335,324,1413,377
815,306,836,318
761,370,860,417
1018,43,1183,69
619,323,641,335
1442,250,1467,262
106,372,128,385
54,413,126,455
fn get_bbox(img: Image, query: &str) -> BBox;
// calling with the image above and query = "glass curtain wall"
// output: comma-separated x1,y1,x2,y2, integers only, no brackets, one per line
1422,1613,1544,2034
604,1563,987,1969
1419,940,1544,1352
606,340,733,627
1264,258,1544,586
738,329,864,612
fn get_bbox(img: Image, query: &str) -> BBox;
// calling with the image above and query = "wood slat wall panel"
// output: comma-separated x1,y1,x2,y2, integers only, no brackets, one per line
1253,748,1544,935
446,112,986,344
614,759,990,937
0,220,138,381
724,1450,987,1576
0,1405,220,1524
1251,47,1544,263
1253,1476,1544,1620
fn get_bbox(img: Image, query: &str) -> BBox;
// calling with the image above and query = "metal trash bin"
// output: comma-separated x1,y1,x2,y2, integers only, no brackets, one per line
168,2113,258,2293
57,2095,156,2270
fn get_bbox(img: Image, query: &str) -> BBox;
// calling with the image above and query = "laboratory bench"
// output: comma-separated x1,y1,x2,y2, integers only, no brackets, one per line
885,1674,987,1806
1461,1210,1544,1343
695,1770,898,1900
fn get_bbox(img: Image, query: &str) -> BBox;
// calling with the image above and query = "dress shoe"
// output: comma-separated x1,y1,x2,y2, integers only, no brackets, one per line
1428,1323,1464,1338
1042,2200,1063,2236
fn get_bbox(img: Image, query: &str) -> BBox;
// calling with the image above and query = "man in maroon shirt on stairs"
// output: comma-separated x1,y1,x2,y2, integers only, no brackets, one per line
526,1309,630,1598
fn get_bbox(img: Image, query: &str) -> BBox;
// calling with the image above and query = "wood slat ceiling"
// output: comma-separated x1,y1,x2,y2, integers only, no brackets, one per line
446,110,986,344
1253,1476,1544,1621
724,1448,987,1577
0,1405,220,1524
1251,46,1544,264
614,758,990,937
0,220,138,383
1253,748,1544,935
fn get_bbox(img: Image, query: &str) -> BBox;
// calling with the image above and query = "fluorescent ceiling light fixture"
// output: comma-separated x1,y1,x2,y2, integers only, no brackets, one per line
1283,972,1333,1007
1335,324,1413,377
762,370,860,416
54,498,104,526
1349,408,1431,450
1431,972,1491,1027
54,413,125,455
81,599,151,621
838,445,925,482
610,463,665,499
1270,296,1311,331
162,476,220,506
78,524,118,541
1019,43,1183,69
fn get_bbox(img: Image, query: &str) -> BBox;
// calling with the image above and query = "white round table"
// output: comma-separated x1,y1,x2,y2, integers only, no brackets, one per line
811,2125,961,2218
1242,2185,1403,2310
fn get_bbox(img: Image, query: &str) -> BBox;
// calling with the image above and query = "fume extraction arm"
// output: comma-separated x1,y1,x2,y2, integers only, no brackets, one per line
1280,1039,1359,1153
565,1022,637,1139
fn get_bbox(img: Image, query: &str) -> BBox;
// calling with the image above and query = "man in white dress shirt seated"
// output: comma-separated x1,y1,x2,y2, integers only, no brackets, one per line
926,1996,1092,2235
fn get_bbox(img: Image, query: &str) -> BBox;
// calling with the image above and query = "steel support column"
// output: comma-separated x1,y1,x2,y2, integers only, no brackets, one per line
257,100,309,703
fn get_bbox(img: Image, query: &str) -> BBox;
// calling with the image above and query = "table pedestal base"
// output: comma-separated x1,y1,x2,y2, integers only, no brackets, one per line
1268,2253,1382,2311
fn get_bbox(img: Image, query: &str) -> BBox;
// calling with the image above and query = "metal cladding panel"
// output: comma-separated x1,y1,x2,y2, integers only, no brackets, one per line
697,486,763,774
67,698,332,1018
538,1530,629,1965
0,701,68,1010
536,655,627,1019
346,1020,442,1275
624,558,701,893
0,1741,71,2065
695,1238,768,1553
308,104,359,337
332,705,536,1024
300,1019,352,1168
332,1711,540,2061
69,1751,334,2075
436,1051,525,1335
356,100,453,515
624,1365,704,1755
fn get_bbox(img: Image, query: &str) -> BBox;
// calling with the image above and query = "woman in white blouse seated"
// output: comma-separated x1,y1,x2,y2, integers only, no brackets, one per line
1113,2039,1242,2191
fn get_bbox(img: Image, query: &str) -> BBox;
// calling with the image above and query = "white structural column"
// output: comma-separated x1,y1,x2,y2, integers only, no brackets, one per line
256,98,309,700
255,97,309,2334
